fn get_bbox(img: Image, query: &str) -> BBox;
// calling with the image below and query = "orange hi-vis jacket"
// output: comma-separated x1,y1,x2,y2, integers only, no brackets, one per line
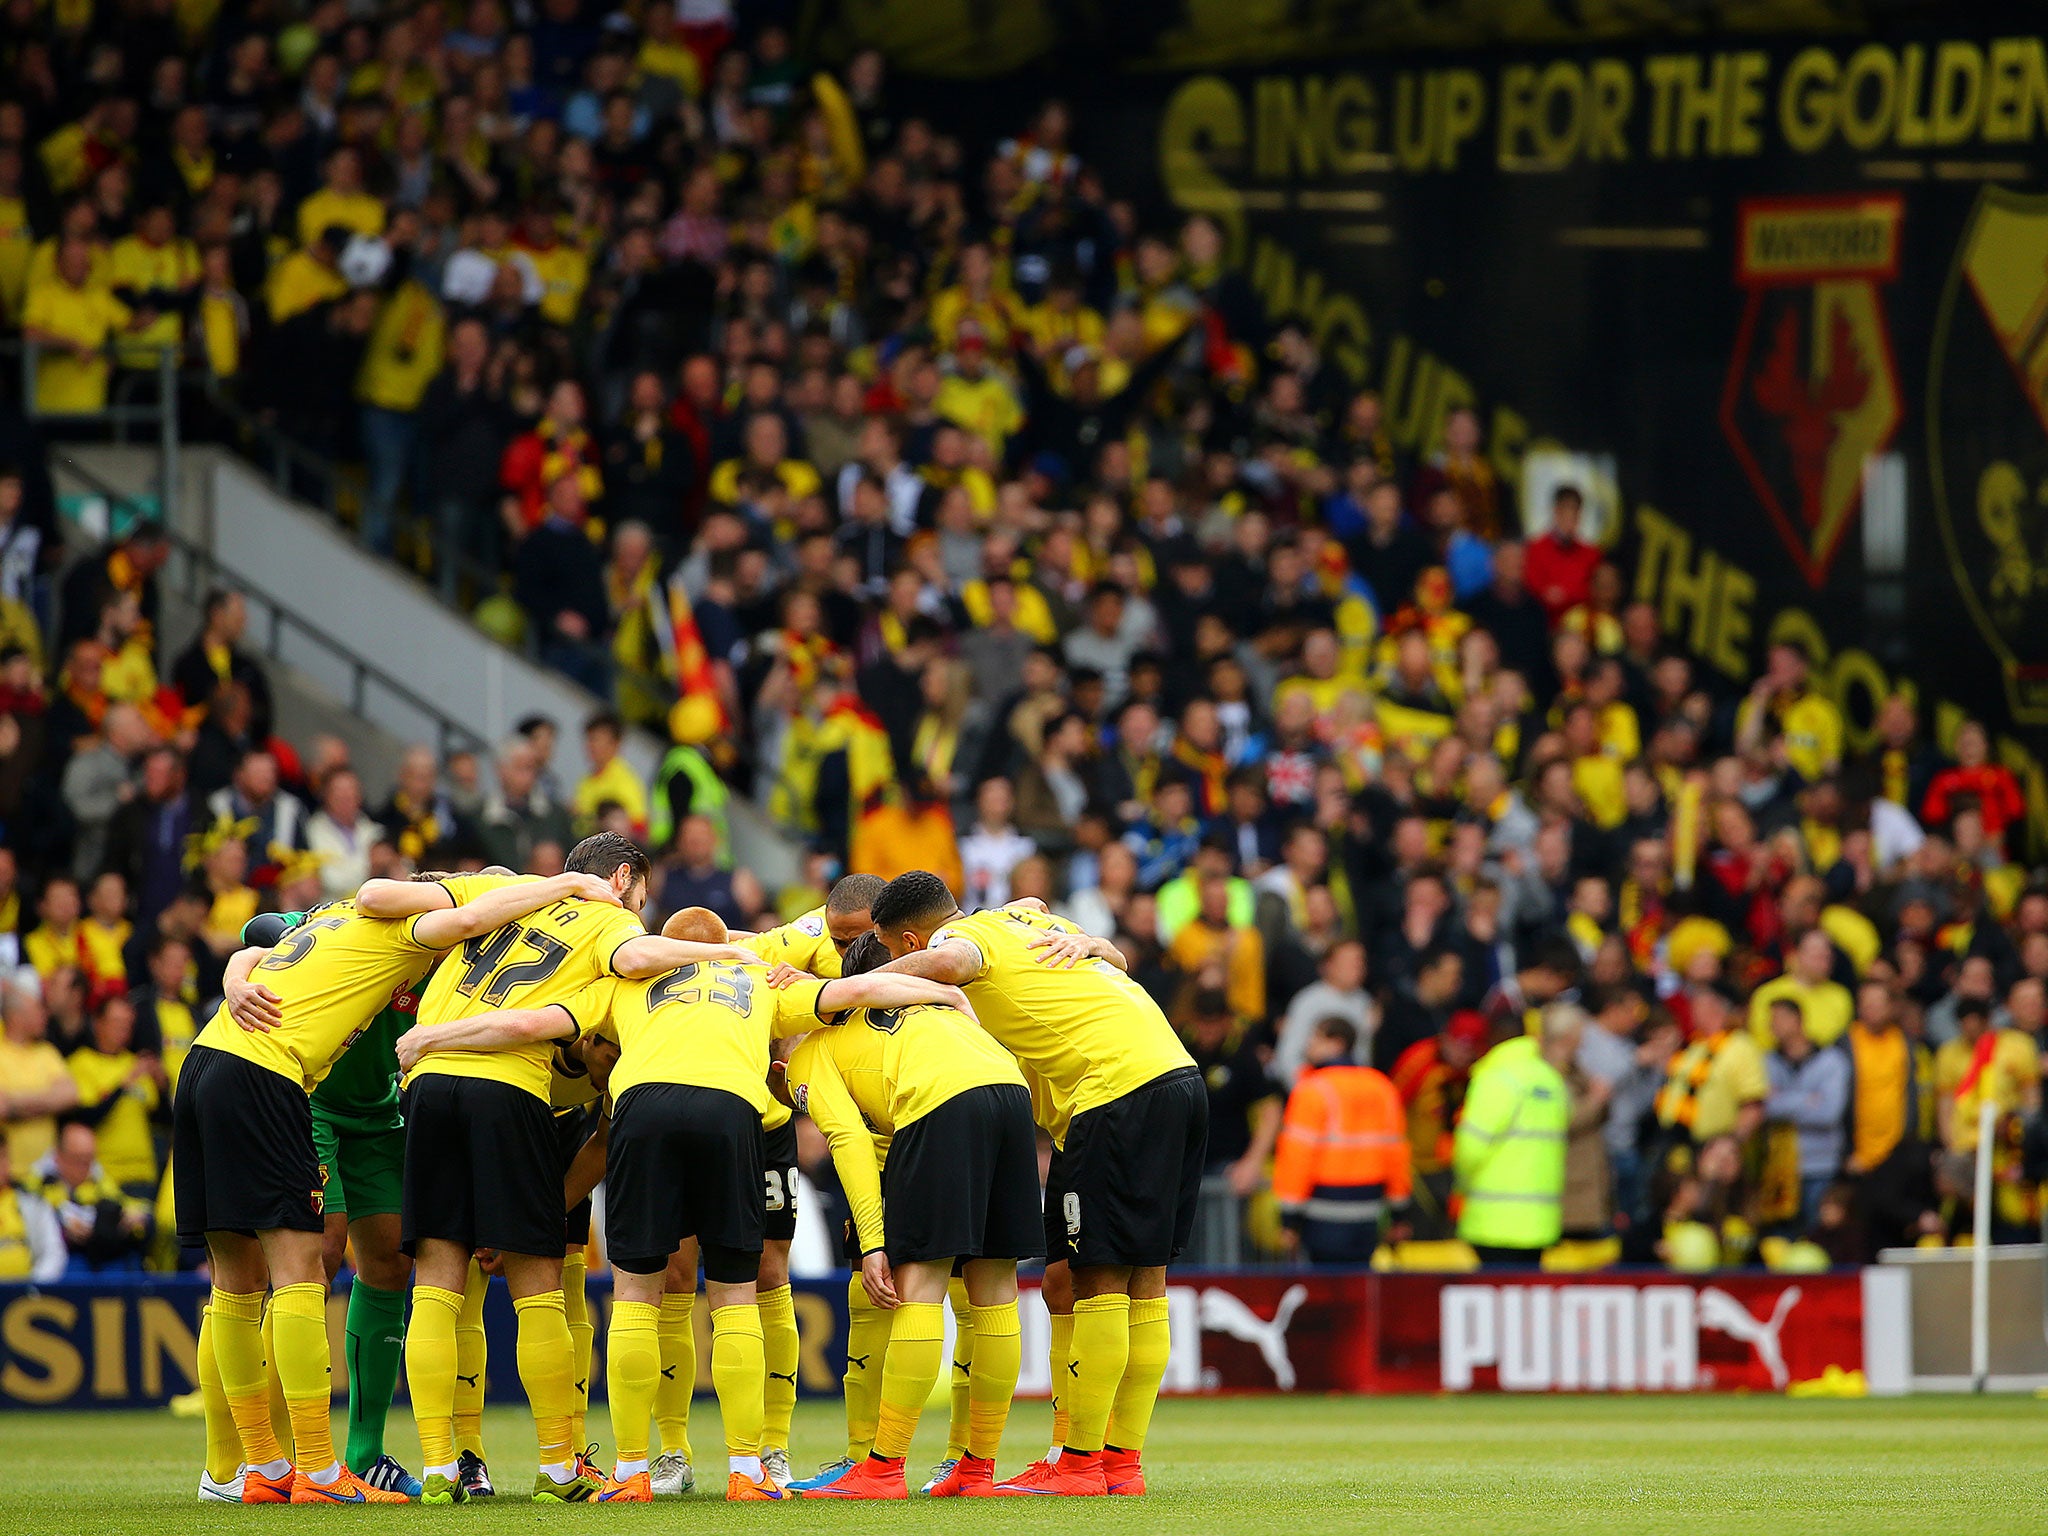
1272,1062,1412,1221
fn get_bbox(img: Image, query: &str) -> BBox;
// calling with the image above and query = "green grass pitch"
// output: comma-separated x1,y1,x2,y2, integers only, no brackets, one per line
3,1395,2036,1534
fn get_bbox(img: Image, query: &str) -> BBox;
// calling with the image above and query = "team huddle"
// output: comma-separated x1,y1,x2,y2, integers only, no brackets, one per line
170,832,1208,1504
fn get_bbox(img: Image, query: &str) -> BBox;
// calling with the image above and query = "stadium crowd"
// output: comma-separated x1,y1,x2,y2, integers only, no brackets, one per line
0,0,2042,1282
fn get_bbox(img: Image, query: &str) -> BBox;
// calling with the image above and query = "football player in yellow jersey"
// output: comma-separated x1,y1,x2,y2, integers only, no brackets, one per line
444,1028,622,1502
391,904,967,1503
171,866,619,1507
870,871,1207,1497
721,871,882,1491
776,931,1042,1500
387,833,763,1506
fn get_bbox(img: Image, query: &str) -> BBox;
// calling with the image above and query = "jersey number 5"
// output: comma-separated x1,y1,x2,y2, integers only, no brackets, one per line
258,913,350,970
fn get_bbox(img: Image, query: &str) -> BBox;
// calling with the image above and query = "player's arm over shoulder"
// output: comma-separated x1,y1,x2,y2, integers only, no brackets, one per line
876,915,991,986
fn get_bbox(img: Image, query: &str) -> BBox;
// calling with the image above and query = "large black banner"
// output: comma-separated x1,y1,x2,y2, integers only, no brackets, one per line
1013,32,2048,844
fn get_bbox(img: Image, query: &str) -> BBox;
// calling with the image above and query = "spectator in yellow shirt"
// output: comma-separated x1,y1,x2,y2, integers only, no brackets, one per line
1166,871,1267,1027
295,145,386,248
0,976,77,1171
1934,996,2041,1154
1736,641,1842,785
1022,269,1104,383
25,199,109,297
514,203,590,328
23,235,140,415
107,199,199,365
933,324,1023,459
264,226,349,324
706,412,822,508
64,992,164,1193
1655,982,1768,1145
573,707,649,835
928,241,1022,353
192,242,246,382
356,255,445,554
1748,929,1855,1047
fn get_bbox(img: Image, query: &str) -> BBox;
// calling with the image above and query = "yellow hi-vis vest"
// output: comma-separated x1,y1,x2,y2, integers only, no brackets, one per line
1453,1036,1568,1251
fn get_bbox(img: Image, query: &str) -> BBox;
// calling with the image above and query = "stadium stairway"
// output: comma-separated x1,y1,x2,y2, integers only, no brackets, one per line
59,444,802,889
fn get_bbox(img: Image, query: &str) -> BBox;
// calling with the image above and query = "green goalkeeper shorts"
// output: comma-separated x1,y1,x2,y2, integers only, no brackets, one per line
310,1114,407,1222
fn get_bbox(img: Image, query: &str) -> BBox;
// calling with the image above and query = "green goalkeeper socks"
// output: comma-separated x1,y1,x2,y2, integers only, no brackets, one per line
344,1279,408,1474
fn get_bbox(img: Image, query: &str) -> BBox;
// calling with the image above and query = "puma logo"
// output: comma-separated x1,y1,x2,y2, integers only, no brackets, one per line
659,1366,675,1381
1698,1286,1803,1390
575,1379,588,1395
456,1373,478,1388
1066,1360,1079,1377
768,1371,795,1385
953,1361,970,1376
847,1353,870,1371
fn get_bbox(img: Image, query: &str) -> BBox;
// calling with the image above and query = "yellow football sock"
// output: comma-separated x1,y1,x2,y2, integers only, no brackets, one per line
874,1301,943,1460
454,1262,488,1459
1064,1294,1129,1454
842,1274,891,1460
708,1303,766,1459
1047,1310,1075,1449
197,1304,248,1480
562,1254,592,1450
513,1290,577,1468
757,1284,798,1452
406,1285,463,1472
944,1279,976,1458
261,1297,292,1457
1106,1296,1172,1453
270,1283,337,1474
966,1302,1020,1460
654,1290,696,1459
606,1300,660,1465
211,1288,284,1467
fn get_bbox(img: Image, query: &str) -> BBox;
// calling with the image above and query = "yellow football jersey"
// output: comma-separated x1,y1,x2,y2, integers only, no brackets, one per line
735,907,846,977
734,909,847,1132
787,1001,1024,1250
929,904,1193,1145
407,897,649,1101
194,899,455,1092
598,962,827,1113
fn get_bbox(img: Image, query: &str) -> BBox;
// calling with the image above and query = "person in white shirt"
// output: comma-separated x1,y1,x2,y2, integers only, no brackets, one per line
1274,940,1375,1086
957,775,1036,912
304,768,384,900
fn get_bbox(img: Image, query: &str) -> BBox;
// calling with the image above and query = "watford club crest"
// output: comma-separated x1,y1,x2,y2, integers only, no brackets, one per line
1929,188,2048,723
1719,195,1904,589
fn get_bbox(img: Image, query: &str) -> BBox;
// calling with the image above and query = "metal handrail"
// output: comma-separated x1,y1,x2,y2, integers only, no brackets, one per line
51,450,488,761
14,333,687,728
191,378,683,711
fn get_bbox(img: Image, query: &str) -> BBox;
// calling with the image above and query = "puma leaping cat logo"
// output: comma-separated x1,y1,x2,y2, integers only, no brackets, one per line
1697,1286,1802,1390
1199,1285,1309,1391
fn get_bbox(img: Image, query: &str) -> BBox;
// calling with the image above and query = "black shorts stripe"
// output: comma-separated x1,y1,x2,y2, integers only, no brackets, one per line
763,1118,800,1243
606,1083,764,1273
1043,1067,1207,1268
557,1106,597,1246
884,1082,1045,1265
173,1045,323,1241
401,1075,565,1259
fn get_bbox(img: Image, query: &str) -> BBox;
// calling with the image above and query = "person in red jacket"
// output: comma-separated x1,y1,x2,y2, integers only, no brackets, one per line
1273,1017,1411,1264
1922,719,2026,842
1523,484,1603,625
